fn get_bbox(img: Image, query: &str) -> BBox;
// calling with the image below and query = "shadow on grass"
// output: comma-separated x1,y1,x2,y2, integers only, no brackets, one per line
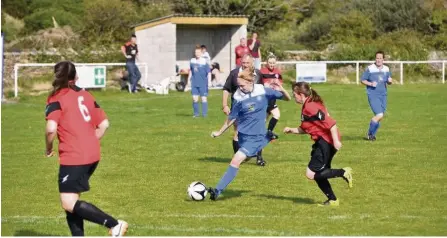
198,157,230,163
342,135,368,141
14,230,59,236
257,194,315,204
198,157,263,166
185,189,251,202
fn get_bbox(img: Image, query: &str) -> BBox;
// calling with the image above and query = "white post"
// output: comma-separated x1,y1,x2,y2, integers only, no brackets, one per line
356,62,359,85
442,61,445,84
144,64,148,87
14,64,19,98
400,62,404,85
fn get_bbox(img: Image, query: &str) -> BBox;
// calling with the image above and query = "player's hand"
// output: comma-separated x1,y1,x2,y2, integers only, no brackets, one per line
126,55,132,59
333,140,342,150
211,131,221,138
283,127,294,134
371,81,378,87
387,77,393,84
45,150,54,157
222,105,230,116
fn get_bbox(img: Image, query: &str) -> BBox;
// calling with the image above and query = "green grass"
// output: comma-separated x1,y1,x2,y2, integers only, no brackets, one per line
2,85,447,236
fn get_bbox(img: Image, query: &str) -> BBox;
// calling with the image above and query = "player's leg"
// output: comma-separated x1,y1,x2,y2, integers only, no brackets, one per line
208,151,247,200
134,65,141,91
200,87,208,117
371,95,387,137
59,163,128,236
267,106,280,140
306,140,341,205
125,62,134,93
192,88,200,117
367,95,383,140
232,111,239,153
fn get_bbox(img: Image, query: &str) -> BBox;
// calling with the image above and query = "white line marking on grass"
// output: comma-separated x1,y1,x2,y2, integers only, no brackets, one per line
163,214,269,218
132,224,298,236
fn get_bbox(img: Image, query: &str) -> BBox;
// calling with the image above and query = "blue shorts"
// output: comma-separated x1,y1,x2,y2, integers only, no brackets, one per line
238,133,270,157
191,87,208,97
368,94,387,115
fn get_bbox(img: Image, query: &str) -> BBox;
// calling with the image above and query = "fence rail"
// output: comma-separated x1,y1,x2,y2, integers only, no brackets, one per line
13,63,148,98
273,60,446,85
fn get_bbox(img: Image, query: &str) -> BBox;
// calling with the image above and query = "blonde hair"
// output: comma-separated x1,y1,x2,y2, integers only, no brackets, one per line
238,68,255,82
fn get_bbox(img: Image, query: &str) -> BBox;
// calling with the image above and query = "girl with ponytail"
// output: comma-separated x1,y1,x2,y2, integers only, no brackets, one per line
283,82,353,206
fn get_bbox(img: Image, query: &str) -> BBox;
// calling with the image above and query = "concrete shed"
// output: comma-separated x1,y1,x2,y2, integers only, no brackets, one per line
132,14,249,86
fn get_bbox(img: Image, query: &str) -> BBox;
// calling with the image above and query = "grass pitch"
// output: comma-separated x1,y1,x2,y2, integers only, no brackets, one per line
2,84,447,236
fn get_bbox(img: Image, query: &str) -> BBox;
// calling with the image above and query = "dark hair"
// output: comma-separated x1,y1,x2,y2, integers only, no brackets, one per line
131,34,136,38
292,82,323,104
200,45,206,49
375,50,384,58
49,61,77,97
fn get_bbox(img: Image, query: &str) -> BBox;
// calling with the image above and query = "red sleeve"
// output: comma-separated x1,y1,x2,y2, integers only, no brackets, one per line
84,92,107,127
45,99,62,123
303,103,336,130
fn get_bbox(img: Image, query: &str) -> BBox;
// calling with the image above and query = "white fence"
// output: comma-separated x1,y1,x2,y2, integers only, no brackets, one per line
12,60,446,98
273,60,446,85
13,62,148,98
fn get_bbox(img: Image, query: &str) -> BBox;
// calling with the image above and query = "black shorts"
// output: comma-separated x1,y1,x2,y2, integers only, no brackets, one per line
58,161,99,193
308,138,337,172
267,99,278,112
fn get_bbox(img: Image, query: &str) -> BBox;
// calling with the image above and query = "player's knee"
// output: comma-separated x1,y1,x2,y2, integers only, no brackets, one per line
375,113,384,120
201,97,207,102
61,198,77,213
306,168,315,180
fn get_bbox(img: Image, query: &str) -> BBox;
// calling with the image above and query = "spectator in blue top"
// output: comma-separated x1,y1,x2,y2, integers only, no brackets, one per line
361,51,393,141
188,46,211,117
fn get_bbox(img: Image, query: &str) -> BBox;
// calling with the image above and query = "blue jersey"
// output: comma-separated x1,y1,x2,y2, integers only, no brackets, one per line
229,85,283,135
361,64,392,95
190,57,210,88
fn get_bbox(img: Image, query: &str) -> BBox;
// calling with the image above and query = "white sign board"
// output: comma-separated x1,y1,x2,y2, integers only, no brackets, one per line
296,63,327,83
75,66,106,88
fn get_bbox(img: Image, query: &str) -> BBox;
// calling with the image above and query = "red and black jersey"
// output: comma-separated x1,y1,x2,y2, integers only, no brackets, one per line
260,67,283,87
299,98,340,145
123,41,138,62
45,86,107,165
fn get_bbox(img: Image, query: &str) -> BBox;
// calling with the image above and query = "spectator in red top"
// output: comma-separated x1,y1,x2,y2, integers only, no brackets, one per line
248,32,262,70
283,82,353,207
235,37,250,67
45,61,128,236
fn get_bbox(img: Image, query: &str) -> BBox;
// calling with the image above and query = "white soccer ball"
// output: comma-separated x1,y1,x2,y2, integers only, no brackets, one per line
187,181,208,201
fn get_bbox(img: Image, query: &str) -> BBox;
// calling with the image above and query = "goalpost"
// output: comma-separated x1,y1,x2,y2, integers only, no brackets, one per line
13,62,148,98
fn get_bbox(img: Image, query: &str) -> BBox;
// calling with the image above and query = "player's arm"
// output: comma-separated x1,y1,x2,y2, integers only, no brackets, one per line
121,45,129,59
283,126,306,134
44,101,62,157
211,117,236,138
45,120,57,157
275,82,291,101
329,124,342,150
222,71,235,115
95,119,109,140
387,71,393,85
361,68,376,87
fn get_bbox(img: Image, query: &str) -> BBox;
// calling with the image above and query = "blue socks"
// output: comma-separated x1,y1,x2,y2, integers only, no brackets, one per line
202,102,208,117
368,120,380,136
193,102,199,116
216,165,239,194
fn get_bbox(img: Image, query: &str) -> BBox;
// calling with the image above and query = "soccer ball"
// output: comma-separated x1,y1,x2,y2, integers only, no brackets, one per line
187,181,208,201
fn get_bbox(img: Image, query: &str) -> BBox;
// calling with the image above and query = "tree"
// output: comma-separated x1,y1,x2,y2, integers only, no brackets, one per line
171,0,288,33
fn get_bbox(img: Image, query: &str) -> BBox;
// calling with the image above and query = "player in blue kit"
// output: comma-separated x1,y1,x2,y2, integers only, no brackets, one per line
361,51,393,141
207,68,291,201
188,46,211,117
